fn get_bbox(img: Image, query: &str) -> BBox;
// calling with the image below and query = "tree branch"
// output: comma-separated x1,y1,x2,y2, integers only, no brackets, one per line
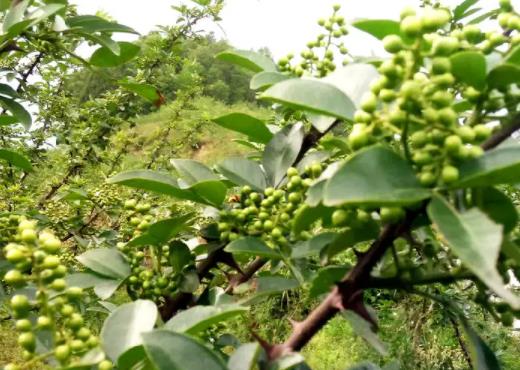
266,118,520,360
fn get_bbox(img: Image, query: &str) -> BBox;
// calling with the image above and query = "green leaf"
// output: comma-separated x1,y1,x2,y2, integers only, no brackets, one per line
120,82,161,104
217,157,267,191
117,346,154,370
256,276,300,294
477,188,518,234
216,49,277,73
324,145,431,207
504,44,520,65
90,42,140,68
325,220,380,259
228,343,262,370
65,272,122,300
76,248,131,280
427,195,520,308
324,63,380,108
460,320,501,370
0,115,19,126
351,19,402,40
0,149,32,171
212,113,273,144
67,15,138,34
261,79,356,121
101,300,158,361
127,214,193,247
171,159,218,185
3,0,29,32
292,204,334,234
292,233,337,259
64,348,106,370
0,96,31,129
179,270,200,293
169,241,194,273
453,0,480,20
309,265,349,298
142,330,227,370
81,33,121,55
450,51,487,89
262,123,305,187
164,305,247,335
343,310,388,356
250,71,290,90
225,237,280,259
454,144,520,188
0,83,18,98
108,170,227,207
487,64,520,88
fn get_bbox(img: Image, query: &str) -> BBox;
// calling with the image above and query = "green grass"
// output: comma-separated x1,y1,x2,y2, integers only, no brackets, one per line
121,96,270,167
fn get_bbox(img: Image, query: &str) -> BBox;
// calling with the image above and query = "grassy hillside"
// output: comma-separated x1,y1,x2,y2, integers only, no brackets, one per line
120,96,270,168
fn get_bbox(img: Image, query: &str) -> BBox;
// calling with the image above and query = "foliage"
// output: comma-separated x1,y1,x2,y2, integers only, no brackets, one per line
2,0,520,370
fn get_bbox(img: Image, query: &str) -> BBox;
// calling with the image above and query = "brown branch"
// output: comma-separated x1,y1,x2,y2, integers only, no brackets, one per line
264,117,520,360
481,113,520,150
225,257,267,294
449,316,473,369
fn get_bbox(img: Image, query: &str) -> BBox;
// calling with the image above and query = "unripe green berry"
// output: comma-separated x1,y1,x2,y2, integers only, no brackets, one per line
37,316,52,329
18,332,36,352
263,220,274,231
4,270,25,287
15,319,32,332
42,237,61,253
332,209,349,226
42,255,60,269
421,9,450,31
433,37,459,56
383,35,404,54
360,93,377,112
124,199,137,210
20,229,37,243
99,360,114,370
431,57,451,74
474,124,491,141
400,15,422,37
51,278,66,291
380,207,405,224
442,165,459,184
445,135,463,154
411,131,428,148
55,344,71,362
456,126,476,143
6,249,25,263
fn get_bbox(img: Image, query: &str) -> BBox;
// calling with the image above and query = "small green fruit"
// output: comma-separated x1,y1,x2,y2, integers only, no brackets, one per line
332,209,349,226
380,207,405,224
55,344,71,362
383,35,404,53
400,15,422,37
18,332,36,352
99,360,114,370
444,135,462,153
442,165,459,184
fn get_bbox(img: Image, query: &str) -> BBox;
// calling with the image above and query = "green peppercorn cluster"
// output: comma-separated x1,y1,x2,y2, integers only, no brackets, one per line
2,219,113,370
0,214,21,244
218,165,326,248
278,4,349,77
88,183,121,209
346,4,520,187
117,199,180,300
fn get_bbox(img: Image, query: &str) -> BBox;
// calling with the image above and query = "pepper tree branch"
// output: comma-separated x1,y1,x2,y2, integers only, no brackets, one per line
159,121,342,319
266,115,520,359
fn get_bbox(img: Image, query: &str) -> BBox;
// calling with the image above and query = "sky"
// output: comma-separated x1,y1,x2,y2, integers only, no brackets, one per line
70,0,474,59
